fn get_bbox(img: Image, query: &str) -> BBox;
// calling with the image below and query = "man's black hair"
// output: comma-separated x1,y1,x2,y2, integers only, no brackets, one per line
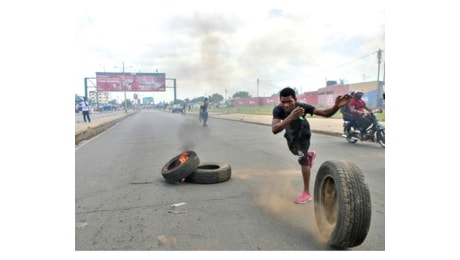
280,87,296,98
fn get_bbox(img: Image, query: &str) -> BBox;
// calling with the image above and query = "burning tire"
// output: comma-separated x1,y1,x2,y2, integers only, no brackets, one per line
161,151,200,183
186,162,231,184
313,160,371,248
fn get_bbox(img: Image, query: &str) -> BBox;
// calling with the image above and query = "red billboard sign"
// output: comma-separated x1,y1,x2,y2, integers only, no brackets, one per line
96,72,166,92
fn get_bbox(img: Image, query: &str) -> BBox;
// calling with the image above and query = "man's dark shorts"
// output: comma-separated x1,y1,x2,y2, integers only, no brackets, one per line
285,131,311,166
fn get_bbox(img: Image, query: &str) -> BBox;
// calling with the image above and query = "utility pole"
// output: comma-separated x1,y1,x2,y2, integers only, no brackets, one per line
113,62,132,112
173,78,176,103
376,49,383,108
122,61,127,112
84,77,89,99
383,61,385,100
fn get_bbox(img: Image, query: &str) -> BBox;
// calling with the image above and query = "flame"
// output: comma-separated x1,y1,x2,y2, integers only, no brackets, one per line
178,152,189,164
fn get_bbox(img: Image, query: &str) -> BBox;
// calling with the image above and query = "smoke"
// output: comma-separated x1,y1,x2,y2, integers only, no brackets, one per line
235,167,321,238
135,9,383,100
177,117,208,151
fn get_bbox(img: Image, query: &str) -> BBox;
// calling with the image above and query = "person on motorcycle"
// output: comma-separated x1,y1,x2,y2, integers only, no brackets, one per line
341,91,356,135
349,90,372,140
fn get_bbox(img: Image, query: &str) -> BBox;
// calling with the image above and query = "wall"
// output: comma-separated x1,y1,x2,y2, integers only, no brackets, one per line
229,81,384,109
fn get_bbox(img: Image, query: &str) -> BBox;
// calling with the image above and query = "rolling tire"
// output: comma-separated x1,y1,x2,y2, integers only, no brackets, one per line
313,160,371,248
186,162,231,184
161,151,200,183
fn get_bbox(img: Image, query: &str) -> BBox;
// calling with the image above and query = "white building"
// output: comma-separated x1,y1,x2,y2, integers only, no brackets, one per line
89,91,112,105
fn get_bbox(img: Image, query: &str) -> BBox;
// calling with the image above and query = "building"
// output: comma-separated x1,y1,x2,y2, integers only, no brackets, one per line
89,91,111,105
229,80,385,109
317,81,384,108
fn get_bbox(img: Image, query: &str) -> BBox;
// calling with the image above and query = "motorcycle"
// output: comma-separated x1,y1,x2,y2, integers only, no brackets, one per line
342,109,385,148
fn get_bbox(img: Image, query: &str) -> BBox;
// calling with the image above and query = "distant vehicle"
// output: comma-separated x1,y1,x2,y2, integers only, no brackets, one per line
171,104,184,113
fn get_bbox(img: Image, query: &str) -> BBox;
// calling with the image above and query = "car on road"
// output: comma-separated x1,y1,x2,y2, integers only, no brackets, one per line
171,104,184,113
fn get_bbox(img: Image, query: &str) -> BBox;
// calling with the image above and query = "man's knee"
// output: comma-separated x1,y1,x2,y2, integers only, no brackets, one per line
298,155,309,166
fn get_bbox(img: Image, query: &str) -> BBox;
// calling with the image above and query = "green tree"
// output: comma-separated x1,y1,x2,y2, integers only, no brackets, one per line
232,91,251,99
210,93,224,102
75,93,82,102
290,87,300,95
122,99,134,108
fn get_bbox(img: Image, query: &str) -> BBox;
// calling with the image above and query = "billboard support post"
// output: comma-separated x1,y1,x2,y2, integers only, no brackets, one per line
166,78,177,104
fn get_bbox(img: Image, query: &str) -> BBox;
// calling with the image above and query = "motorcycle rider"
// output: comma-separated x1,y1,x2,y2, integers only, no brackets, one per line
349,90,372,140
341,91,356,135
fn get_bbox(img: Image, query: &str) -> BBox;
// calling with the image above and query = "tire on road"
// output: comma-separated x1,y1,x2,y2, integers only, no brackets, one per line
186,162,231,184
313,160,371,248
161,151,200,183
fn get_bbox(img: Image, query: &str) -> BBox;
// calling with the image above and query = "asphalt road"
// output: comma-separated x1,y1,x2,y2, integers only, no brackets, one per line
75,109,385,251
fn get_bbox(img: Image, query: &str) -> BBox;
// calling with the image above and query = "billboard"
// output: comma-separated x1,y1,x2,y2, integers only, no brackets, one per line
96,72,166,92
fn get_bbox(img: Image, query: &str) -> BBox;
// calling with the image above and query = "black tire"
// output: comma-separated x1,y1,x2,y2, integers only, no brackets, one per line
186,162,231,184
161,151,200,183
377,129,385,148
313,160,371,248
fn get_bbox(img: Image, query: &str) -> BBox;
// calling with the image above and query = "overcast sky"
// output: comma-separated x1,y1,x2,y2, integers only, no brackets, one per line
0,0,384,104
68,0,385,102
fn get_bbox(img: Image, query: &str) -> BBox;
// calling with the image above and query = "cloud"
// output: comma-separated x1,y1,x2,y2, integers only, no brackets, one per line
73,0,385,101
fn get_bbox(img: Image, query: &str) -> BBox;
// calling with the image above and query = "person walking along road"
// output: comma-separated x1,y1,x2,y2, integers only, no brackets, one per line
80,97,91,123
199,97,210,127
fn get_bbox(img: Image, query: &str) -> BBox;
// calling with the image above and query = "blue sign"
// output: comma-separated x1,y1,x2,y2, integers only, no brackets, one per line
143,97,154,103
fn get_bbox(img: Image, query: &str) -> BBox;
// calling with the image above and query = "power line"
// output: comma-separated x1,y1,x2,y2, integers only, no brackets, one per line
319,51,378,74
84,10,95,28
261,51,381,84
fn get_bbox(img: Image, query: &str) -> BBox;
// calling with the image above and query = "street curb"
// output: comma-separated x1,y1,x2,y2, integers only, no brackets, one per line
75,112,137,145
211,115,342,137
310,130,343,138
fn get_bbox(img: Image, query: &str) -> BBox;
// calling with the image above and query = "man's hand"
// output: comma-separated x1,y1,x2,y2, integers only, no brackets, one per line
289,106,304,120
335,94,352,108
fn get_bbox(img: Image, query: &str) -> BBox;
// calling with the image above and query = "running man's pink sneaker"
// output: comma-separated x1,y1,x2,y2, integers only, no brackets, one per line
308,151,316,167
295,192,312,204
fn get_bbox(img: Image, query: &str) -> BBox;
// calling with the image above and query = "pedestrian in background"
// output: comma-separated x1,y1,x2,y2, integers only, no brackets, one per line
199,97,210,127
182,103,187,115
80,97,91,123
